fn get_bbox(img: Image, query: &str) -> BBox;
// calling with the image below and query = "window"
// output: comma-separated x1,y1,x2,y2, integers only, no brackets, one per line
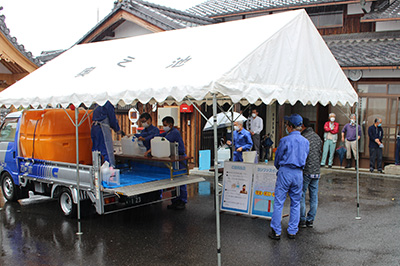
0,118,18,142
310,12,343,28
389,84,400,95
358,84,387,94
358,82,400,159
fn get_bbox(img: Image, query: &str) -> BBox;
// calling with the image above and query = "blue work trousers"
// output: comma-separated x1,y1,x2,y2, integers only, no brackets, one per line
321,140,336,166
395,138,400,165
300,175,319,222
172,185,187,203
271,167,303,235
233,151,243,162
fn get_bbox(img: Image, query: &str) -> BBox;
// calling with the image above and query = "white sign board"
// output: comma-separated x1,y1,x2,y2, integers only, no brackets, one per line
220,161,253,214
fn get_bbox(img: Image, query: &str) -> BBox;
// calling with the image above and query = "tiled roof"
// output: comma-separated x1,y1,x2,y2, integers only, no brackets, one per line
127,0,216,28
37,50,65,64
0,7,41,66
324,31,400,67
361,0,400,21
187,0,358,17
77,0,215,44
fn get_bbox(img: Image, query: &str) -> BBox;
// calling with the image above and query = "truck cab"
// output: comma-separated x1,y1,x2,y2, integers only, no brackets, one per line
0,111,27,201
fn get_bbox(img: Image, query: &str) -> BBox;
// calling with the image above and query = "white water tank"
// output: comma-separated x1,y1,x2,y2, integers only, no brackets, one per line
151,137,171,158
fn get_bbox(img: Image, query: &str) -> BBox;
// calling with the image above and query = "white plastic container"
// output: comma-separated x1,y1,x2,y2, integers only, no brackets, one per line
151,136,171,158
217,148,231,167
121,136,146,156
242,151,257,163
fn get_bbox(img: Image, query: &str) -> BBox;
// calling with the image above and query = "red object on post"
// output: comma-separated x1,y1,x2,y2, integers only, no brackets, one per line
180,104,193,113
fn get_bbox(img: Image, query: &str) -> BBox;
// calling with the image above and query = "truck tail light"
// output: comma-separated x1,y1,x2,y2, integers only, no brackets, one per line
104,196,117,205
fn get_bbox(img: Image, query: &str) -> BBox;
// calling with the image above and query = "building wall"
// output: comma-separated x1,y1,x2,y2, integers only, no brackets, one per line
103,21,153,40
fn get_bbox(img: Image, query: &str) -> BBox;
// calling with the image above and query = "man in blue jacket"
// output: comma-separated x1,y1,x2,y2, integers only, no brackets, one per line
146,116,187,210
269,114,309,240
227,121,253,161
135,113,159,150
368,118,384,173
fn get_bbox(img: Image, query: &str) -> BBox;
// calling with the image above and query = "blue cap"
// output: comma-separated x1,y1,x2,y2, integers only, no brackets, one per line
284,114,303,127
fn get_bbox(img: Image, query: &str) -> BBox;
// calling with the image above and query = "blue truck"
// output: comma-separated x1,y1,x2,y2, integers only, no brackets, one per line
0,110,203,217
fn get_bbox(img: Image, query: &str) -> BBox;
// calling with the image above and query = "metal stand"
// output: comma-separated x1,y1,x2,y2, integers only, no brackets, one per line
75,108,83,235
355,101,361,220
213,94,222,266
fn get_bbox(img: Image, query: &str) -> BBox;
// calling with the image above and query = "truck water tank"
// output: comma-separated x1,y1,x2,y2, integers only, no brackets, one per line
19,109,93,165
151,136,170,158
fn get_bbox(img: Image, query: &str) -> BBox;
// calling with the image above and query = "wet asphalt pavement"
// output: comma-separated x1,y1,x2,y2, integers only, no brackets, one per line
1,169,400,266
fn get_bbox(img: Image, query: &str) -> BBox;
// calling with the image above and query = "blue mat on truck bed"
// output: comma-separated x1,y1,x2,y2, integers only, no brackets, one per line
102,161,186,189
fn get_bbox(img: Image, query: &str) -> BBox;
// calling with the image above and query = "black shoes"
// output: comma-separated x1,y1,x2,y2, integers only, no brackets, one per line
306,220,314,228
287,232,296,239
167,200,186,210
268,229,281,240
345,159,352,168
299,220,307,228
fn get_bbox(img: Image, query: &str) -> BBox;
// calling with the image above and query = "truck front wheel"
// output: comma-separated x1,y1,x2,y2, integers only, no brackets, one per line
1,173,18,202
59,188,77,218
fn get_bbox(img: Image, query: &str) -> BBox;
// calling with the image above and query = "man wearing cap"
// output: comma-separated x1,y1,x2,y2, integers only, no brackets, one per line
269,114,309,240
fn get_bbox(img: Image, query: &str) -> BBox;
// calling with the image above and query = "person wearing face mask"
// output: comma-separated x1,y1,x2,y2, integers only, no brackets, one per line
146,116,187,209
269,114,309,240
321,113,339,168
247,108,263,160
135,113,159,150
341,114,362,169
226,121,253,162
368,118,384,173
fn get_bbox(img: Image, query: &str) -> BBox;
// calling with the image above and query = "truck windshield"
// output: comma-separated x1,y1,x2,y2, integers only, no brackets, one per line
0,118,18,142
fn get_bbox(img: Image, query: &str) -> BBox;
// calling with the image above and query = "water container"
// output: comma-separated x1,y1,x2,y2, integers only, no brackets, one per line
151,137,170,158
217,148,231,167
121,136,134,155
101,162,120,186
121,136,146,156
243,151,257,163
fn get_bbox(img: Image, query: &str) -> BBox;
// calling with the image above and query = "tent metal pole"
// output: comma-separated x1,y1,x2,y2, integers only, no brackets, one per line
231,107,234,161
186,98,213,127
212,93,222,266
75,108,83,234
355,101,361,220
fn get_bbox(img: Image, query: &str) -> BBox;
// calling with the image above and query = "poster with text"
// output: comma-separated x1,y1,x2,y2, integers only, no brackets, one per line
250,165,277,218
221,161,253,214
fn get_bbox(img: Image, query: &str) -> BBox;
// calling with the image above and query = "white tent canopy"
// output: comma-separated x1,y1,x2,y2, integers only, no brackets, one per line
0,9,357,108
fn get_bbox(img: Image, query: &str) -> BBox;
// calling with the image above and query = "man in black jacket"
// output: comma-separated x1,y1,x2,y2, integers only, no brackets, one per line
300,117,322,228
